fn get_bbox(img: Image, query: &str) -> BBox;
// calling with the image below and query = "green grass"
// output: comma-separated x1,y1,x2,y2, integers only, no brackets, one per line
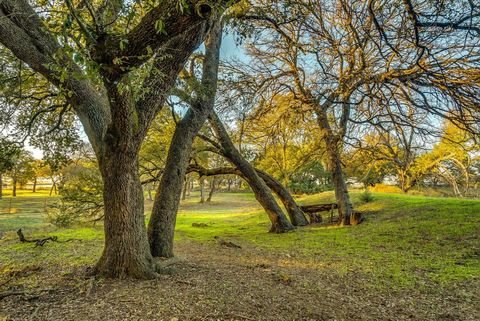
0,190,56,230
0,189,479,289
174,191,480,288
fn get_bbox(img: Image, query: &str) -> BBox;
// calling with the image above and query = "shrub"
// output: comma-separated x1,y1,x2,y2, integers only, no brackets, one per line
44,162,103,227
359,189,375,203
45,206,79,227
289,161,332,194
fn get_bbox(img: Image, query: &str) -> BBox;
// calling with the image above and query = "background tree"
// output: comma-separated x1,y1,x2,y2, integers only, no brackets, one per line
228,0,480,225
8,149,35,197
0,139,19,199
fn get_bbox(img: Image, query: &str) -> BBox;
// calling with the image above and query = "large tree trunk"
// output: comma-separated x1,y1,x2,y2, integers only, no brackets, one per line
32,177,37,193
255,170,309,226
147,22,224,258
147,115,208,258
326,141,353,226
94,148,156,278
315,104,354,226
0,173,3,199
0,0,236,279
209,112,294,232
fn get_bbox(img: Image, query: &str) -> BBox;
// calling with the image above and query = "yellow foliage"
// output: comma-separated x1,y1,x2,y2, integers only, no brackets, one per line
370,184,403,194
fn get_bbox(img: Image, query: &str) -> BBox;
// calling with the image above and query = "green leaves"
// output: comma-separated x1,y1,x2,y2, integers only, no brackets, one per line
154,19,166,34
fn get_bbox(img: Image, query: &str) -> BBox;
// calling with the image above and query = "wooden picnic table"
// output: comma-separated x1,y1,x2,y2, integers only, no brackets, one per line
299,203,338,223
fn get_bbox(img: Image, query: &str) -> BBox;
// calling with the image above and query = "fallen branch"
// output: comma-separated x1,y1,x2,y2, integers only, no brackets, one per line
17,229,58,247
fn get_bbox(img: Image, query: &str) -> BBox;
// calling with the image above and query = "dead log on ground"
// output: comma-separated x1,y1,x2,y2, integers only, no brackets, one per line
17,229,58,247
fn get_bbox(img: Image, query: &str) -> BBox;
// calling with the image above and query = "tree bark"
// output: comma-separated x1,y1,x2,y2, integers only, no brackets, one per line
255,170,309,226
187,165,308,226
49,181,57,196
32,177,37,193
12,178,16,197
93,148,156,279
326,140,353,226
199,176,206,203
147,22,224,258
182,177,188,200
207,177,217,202
209,112,294,232
0,173,3,199
0,0,235,278
314,103,354,226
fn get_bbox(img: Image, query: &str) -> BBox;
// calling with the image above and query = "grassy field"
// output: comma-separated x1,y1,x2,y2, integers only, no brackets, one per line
1,189,479,287
0,189,479,320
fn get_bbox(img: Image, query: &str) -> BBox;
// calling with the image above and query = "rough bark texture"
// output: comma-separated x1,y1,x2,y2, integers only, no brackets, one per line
326,141,353,226
148,22,223,258
93,147,156,279
209,113,294,233
255,170,309,226
315,105,353,227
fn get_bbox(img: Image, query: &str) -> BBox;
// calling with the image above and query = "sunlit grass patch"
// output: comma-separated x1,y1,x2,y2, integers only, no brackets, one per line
0,190,479,290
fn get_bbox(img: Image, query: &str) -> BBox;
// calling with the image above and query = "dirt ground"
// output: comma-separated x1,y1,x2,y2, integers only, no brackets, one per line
1,239,478,321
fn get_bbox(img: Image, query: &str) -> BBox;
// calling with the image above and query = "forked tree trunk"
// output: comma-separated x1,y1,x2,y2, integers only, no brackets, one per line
147,22,224,258
49,181,57,196
209,112,294,233
207,177,217,202
94,148,156,279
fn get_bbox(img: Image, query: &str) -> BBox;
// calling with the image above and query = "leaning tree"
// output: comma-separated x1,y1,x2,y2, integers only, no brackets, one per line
0,0,237,278
227,0,480,225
